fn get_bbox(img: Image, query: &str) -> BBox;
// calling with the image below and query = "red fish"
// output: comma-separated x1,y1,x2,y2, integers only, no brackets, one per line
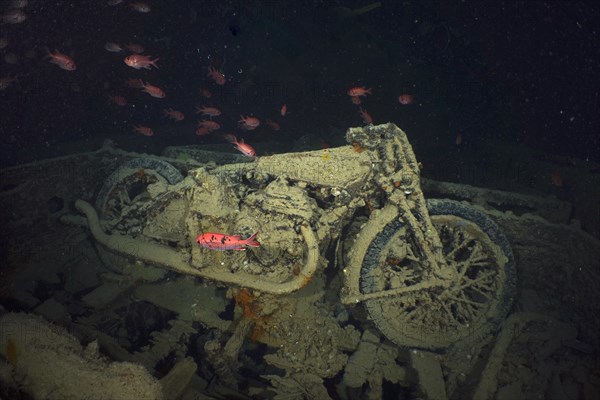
350,96,361,105
124,54,159,70
163,108,184,121
47,49,76,71
196,106,221,118
198,120,220,131
200,88,212,98
107,94,127,106
133,125,153,136
347,87,371,97
196,231,260,251
207,66,225,85
195,126,211,136
141,81,165,98
224,134,256,157
238,115,260,130
398,94,414,105
359,107,373,125
265,119,280,131
280,104,287,116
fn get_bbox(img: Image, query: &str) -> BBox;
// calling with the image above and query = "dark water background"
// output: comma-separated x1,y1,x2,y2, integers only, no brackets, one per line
1,0,598,167
1,3,599,398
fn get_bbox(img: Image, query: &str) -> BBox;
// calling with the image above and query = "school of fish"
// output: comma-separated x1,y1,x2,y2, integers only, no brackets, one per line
0,0,430,251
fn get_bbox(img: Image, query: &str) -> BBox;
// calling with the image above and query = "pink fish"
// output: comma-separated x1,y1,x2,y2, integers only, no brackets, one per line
198,120,220,131
141,81,165,98
124,54,159,70
163,108,184,121
207,66,225,85
196,231,259,251
196,106,221,118
224,134,256,157
238,115,260,130
398,94,414,105
347,87,371,97
107,94,127,106
46,49,76,71
359,107,373,125
133,125,154,136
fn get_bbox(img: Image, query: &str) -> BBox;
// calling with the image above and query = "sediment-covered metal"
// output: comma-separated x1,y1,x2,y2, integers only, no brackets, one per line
75,199,320,294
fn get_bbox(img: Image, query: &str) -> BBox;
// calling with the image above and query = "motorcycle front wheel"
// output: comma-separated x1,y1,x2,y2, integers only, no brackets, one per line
359,199,516,352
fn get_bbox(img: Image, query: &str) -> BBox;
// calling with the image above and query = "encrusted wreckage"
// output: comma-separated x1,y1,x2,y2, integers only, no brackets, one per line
1,123,598,399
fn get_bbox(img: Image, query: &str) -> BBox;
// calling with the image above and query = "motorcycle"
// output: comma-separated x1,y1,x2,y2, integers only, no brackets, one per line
74,122,515,351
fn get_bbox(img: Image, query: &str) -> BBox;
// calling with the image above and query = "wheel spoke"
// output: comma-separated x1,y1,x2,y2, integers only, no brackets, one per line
361,203,515,350
466,284,494,302
458,270,496,289
446,237,470,259
448,293,485,308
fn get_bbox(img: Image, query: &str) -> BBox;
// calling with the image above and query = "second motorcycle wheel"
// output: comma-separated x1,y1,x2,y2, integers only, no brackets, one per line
360,199,516,351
